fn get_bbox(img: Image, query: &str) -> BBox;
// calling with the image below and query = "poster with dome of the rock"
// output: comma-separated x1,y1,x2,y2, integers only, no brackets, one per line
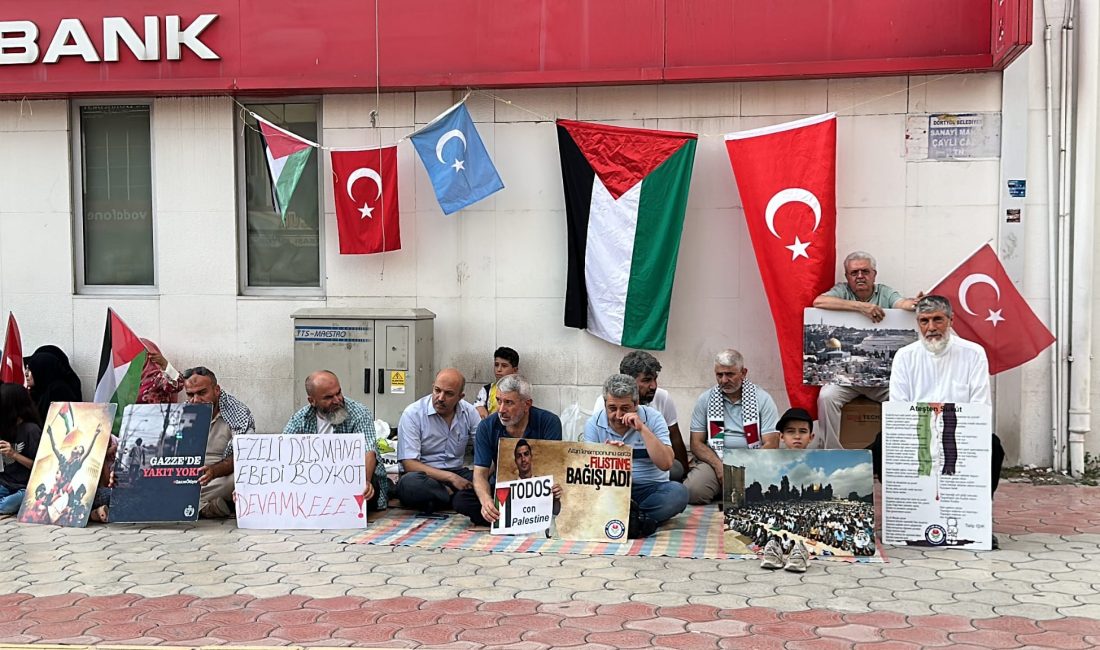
803,308,918,387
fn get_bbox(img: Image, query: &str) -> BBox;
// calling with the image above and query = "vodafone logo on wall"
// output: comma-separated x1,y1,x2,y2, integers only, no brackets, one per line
0,14,219,64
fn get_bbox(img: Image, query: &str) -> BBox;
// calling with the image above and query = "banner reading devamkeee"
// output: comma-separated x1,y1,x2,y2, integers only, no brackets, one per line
233,433,367,529
496,438,631,542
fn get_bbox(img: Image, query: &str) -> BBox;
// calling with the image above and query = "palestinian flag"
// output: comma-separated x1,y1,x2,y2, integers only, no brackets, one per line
557,120,697,350
257,116,316,224
93,309,147,431
54,403,78,446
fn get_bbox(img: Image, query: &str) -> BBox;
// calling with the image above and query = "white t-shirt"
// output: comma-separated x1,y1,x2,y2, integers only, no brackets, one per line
593,387,678,427
888,334,991,405
316,415,334,435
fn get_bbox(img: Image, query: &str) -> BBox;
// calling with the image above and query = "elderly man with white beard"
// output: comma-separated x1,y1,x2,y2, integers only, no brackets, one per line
870,295,1005,543
283,370,390,512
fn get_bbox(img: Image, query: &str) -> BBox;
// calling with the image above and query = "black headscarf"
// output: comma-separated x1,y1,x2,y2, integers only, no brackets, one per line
24,351,81,424
33,345,82,399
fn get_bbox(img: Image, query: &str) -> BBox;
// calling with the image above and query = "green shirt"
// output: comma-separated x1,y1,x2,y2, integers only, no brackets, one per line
823,282,903,308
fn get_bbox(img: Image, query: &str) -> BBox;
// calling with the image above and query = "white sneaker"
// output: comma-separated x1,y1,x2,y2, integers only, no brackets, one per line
760,538,785,570
784,540,809,573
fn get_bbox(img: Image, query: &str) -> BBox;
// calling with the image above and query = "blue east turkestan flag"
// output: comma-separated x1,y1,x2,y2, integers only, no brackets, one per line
410,102,504,215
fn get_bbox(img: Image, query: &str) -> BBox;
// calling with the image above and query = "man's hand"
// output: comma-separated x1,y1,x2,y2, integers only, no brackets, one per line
620,412,642,430
551,484,562,499
447,473,473,492
147,350,168,370
605,439,627,448
861,302,886,323
0,441,13,458
198,465,215,486
479,496,500,523
363,481,376,501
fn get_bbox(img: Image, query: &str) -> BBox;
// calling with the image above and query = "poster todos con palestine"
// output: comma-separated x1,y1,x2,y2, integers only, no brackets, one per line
232,433,368,529
496,438,631,541
18,402,116,528
881,401,993,550
111,403,212,522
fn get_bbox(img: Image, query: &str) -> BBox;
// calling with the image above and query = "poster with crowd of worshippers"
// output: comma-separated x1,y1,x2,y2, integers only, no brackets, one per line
496,439,632,542
722,449,880,559
18,402,116,528
803,308,918,387
232,433,369,529
110,403,212,522
881,401,993,550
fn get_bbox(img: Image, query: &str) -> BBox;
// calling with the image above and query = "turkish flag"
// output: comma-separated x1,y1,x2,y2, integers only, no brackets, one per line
929,243,1054,374
725,114,837,416
331,146,401,254
1,312,24,385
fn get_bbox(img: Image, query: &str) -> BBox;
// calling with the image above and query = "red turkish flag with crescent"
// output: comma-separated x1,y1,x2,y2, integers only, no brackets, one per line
331,146,401,254
725,114,837,416
929,243,1055,374
1,312,24,385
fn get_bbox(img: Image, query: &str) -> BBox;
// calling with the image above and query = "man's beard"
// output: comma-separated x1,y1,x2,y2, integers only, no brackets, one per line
320,405,349,425
920,330,950,354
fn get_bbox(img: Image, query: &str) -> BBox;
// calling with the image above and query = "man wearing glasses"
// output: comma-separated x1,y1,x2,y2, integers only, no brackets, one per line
181,366,256,518
813,251,918,449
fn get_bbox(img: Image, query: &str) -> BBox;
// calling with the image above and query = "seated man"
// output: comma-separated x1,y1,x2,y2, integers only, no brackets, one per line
778,408,816,450
283,370,389,512
453,374,562,526
686,349,780,504
813,251,917,449
183,367,257,518
475,347,519,419
585,374,688,530
593,351,690,481
875,295,1004,499
393,368,480,513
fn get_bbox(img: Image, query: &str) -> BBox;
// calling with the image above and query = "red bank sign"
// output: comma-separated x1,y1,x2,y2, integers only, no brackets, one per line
0,0,1031,98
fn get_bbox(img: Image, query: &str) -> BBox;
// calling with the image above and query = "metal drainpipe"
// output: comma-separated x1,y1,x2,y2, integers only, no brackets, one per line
1069,0,1095,476
1043,19,1063,471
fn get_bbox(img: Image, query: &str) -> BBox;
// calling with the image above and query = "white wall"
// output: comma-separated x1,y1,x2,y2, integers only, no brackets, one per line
2,75,1029,453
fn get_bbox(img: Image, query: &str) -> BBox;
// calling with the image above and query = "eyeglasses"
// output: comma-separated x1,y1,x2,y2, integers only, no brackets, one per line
847,269,874,276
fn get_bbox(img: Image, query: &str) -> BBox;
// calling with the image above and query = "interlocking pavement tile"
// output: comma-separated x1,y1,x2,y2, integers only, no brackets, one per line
726,606,785,625
84,621,159,641
843,611,910,629
906,613,977,632
190,593,256,611
395,622,463,645
269,623,341,642
438,611,501,629
418,596,481,614
248,594,312,611
587,630,656,648
818,624,883,643
1015,630,1094,649
973,616,1045,635
0,621,34,638
751,622,819,641
23,619,97,639
378,608,443,627
1038,617,1100,636
72,593,140,609
521,625,590,647
452,623,532,645
783,609,848,627
317,608,382,627
147,621,222,642
257,607,326,626
883,626,953,646
651,631,721,649
686,619,751,637
208,621,277,642
719,635,786,650
303,595,364,611
364,595,425,613
659,603,722,623
853,643,924,650
0,593,32,607
22,604,91,623
561,613,630,633
497,612,564,631
20,593,83,609
785,639,856,650
480,598,542,615
539,600,599,618
486,643,551,650
599,601,660,619
625,616,690,636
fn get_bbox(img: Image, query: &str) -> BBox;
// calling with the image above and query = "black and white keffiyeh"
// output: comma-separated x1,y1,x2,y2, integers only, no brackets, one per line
706,380,761,451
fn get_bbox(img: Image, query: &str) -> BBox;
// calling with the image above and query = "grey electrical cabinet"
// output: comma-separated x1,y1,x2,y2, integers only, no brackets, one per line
291,308,435,426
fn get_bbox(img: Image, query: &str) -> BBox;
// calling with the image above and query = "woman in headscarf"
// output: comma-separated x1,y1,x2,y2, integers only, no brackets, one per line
136,339,183,404
23,351,82,424
32,345,82,399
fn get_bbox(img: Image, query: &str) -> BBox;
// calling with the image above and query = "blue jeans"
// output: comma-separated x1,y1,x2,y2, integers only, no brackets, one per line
0,485,26,515
632,481,689,525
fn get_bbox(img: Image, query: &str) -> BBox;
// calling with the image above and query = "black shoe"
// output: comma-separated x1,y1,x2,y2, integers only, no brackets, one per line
991,534,1000,550
628,507,658,539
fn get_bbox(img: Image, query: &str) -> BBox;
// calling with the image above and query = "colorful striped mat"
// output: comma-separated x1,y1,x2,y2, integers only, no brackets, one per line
346,505,726,558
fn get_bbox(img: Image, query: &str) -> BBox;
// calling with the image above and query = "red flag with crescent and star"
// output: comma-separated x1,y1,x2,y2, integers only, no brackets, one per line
724,114,837,416
929,243,1054,374
1,312,24,385
331,146,401,255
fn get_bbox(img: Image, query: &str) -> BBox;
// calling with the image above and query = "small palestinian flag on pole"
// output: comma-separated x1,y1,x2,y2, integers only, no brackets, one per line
256,115,317,225
93,309,148,432
557,120,697,350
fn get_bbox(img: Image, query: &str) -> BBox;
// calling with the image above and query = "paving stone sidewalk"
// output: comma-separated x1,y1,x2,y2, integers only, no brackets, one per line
0,482,1097,649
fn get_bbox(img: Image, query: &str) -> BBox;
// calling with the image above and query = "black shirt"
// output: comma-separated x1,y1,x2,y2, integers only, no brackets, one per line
0,421,42,491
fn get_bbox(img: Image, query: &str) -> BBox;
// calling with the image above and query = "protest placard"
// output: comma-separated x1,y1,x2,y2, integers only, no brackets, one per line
490,475,555,536
882,401,992,550
111,403,212,522
233,433,367,529
496,438,631,541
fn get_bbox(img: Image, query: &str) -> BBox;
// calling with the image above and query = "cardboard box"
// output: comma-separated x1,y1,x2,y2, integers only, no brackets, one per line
840,396,881,449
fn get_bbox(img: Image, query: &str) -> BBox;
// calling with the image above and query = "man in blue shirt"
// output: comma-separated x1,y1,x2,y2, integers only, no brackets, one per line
453,374,562,526
584,374,689,527
393,368,480,513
